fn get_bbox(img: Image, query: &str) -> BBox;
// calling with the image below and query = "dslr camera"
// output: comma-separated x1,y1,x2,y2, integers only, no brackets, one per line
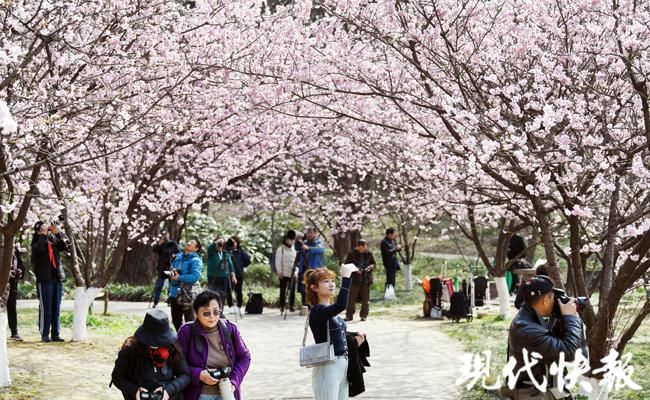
208,366,232,380
552,289,588,318
163,268,177,277
224,238,235,253
140,391,163,400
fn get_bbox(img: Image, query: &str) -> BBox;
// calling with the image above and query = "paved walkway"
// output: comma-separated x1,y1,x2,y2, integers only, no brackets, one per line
17,300,467,399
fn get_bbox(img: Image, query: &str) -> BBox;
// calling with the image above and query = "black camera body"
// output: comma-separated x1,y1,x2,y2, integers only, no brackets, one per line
140,392,163,400
552,289,588,318
163,268,176,277
208,366,232,380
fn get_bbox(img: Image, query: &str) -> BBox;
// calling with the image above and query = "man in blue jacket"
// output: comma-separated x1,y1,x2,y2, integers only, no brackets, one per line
301,227,325,269
168,238,203,331
295,228,326,306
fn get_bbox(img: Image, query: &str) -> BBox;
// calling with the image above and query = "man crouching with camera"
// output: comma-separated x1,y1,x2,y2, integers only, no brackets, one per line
503,275,587,400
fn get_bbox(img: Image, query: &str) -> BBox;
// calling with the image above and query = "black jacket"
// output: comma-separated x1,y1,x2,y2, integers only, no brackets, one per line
231,248,251,277
345,249,376,285
514,284,526,309
508,302,586,388
31,233,68,282
380,237,400,270
10,246,25,287
153,240,181,275
346,333,370,397
111,342,190,400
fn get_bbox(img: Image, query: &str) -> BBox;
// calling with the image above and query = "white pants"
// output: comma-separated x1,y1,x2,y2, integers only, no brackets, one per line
312,355,349,400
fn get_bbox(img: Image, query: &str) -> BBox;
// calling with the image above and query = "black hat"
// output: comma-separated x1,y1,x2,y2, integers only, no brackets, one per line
134,309,176,347
34,220,45,232
522,275,554,303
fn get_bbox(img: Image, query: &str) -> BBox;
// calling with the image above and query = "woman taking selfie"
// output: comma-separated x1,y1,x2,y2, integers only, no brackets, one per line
177,291,251,400
111,309,190,400
304,265,366,400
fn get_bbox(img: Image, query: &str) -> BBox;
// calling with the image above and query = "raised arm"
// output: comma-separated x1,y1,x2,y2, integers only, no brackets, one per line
308,241,325,255
310,277,352,321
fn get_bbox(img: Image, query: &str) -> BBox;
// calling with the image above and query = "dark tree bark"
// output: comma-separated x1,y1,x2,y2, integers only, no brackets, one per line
333,230,360,263
114,241,156,285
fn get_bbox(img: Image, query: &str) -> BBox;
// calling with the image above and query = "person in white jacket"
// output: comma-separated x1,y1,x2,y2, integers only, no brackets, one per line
275,230,297,313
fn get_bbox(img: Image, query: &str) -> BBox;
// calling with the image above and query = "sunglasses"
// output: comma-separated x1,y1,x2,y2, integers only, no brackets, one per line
201,310,221,318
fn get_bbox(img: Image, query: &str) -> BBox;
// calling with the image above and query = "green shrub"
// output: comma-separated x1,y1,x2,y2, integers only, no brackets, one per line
245,264,272,286
106,283,155,301
17,273,37,300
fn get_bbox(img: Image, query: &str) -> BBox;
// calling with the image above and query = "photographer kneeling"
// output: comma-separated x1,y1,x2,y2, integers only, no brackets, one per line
504,276,586,400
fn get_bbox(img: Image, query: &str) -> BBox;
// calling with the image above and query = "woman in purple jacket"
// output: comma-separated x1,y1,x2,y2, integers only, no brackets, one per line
177,291,251,400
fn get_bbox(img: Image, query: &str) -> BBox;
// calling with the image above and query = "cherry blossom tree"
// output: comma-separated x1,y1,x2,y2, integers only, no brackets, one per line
0,0,307,344
267,0,650,382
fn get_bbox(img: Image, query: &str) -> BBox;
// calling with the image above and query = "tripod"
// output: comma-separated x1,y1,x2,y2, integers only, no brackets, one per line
225,275,240,322
282,267,298,320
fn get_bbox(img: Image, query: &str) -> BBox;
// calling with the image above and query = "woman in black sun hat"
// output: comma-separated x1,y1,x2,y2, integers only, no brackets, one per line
111,309,191,400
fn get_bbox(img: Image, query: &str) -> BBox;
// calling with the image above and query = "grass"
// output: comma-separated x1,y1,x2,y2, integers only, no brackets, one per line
0,308,141,400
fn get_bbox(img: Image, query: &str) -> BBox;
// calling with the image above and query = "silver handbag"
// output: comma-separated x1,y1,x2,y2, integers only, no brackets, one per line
299,312,335,368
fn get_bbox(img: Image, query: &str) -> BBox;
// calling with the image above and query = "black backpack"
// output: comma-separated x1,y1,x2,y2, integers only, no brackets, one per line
245,292,264,314
449,291,472,323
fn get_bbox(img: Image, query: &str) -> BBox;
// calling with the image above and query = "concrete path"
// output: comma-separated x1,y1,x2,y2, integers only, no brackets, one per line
17,300,467,399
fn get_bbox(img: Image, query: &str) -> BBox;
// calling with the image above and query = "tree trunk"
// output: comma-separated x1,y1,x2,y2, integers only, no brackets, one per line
0,234,16,302
165,214,185,244
580,376,610,400
525,228,538,264
333,230,360,263
71,287,104,341
0,312,9,386
114,241,155,285
532,199,564,289
48,161,85,288
404,264,413,290
494,276,510,319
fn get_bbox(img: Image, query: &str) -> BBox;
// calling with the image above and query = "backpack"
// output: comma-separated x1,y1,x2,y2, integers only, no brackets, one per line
245,292,264,314
449,291,472,322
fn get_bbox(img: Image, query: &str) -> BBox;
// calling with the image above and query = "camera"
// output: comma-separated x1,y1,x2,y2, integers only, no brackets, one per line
224,238,235,253
140,392,163,400
208,366,232,380
552,289,588,317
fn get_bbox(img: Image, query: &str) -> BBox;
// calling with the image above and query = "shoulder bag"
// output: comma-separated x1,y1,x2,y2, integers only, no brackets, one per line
299,311,335,368
176,282,202,309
